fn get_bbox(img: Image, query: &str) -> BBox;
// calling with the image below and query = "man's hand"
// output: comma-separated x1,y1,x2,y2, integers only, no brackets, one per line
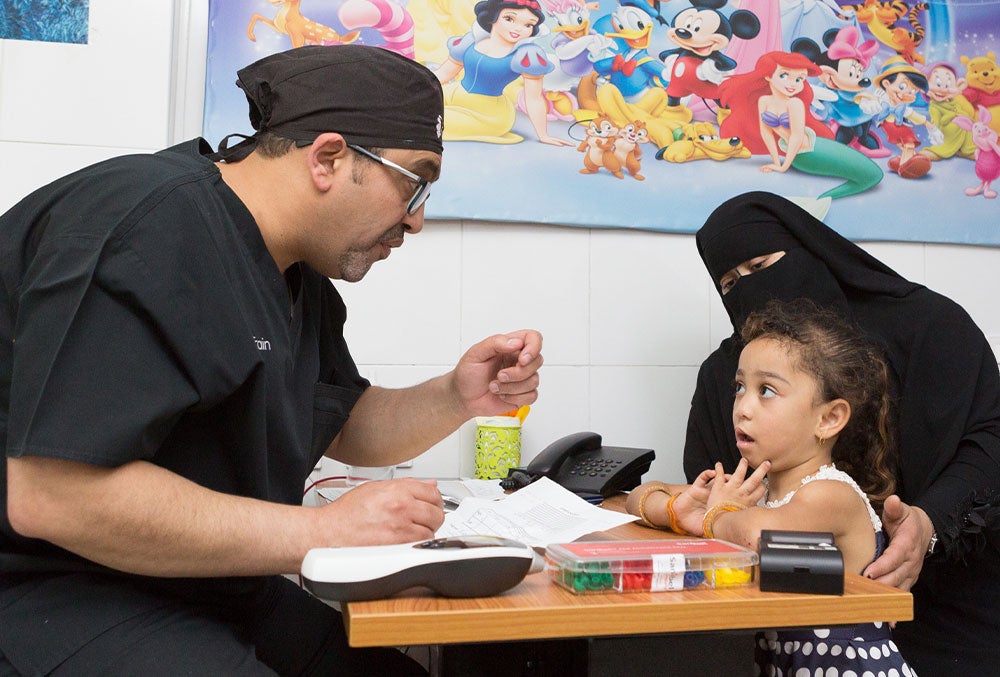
452,330,543,418
862,495,933,590
322,479,445,546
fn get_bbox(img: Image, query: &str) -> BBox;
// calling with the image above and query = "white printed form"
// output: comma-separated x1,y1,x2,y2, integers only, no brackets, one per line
435,477,638,547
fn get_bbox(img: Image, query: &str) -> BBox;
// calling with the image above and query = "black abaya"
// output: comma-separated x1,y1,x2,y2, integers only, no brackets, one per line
686,191,1000,673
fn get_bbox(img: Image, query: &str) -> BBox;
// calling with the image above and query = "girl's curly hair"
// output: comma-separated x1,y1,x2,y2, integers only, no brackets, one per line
740,298,897,507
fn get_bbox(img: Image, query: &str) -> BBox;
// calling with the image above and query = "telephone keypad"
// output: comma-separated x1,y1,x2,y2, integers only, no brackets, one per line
567,453,624,479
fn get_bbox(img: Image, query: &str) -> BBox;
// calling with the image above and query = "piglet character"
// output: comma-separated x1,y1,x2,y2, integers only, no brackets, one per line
953,105,1000,198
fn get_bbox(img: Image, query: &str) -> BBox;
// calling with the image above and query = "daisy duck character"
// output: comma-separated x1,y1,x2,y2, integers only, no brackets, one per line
540,0,615,119
543,0,613,80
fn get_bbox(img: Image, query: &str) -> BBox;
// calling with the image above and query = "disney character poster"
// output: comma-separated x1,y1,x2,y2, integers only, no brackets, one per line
202,0,1000,245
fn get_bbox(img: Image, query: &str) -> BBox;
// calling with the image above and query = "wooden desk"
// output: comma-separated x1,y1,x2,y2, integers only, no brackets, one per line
344,496,912,648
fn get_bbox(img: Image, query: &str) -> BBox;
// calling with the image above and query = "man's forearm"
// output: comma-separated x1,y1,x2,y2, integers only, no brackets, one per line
327,375,470,466
7,456,318,577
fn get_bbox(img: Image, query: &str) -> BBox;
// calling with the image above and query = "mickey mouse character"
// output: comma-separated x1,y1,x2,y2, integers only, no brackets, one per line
659,0,760,109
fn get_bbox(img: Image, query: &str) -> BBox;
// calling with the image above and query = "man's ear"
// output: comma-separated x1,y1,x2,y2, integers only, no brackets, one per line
817,398,850,441
306,133,349,192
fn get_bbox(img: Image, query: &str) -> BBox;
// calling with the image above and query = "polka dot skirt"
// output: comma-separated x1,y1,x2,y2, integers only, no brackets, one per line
754,622,916,676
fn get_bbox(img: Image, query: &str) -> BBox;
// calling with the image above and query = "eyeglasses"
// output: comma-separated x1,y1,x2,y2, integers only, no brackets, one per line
348,144,431,215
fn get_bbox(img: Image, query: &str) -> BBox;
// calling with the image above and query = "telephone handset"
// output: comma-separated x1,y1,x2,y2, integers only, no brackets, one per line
501,431,655,499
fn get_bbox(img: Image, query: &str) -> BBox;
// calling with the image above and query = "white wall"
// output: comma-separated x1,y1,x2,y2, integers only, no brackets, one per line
3,0,998,484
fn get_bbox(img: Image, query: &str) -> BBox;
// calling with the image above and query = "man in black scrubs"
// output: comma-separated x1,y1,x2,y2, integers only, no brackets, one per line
0,45,543,675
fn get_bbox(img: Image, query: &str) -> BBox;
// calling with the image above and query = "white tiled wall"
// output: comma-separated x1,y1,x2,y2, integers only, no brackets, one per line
3,0,998,485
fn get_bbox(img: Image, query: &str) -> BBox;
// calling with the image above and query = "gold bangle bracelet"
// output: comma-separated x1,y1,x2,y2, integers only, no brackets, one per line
637,485,671,529
702,501,746,539
666,493,690,535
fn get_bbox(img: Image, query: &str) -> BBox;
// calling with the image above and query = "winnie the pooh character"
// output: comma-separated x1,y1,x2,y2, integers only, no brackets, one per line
960,52,1000,136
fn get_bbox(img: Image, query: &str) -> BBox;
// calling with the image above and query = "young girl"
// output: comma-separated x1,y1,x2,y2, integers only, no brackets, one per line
718,51,882,200
433,0,572,146
629,298,913,674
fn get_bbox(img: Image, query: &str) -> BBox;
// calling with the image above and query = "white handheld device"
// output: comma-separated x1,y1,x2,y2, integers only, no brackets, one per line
301,535,543,601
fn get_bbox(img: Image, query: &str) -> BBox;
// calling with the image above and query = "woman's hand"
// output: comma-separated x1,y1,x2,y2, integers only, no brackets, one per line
862,495,932,591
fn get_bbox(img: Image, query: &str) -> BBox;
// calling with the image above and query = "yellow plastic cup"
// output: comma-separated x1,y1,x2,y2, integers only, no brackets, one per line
474,416,522,480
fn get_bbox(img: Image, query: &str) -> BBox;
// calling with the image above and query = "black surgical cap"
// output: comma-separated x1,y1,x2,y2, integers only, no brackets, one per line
227,44,444,158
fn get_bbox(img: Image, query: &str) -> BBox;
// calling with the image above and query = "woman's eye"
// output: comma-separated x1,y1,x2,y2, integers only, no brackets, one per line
734,382,745,395
760,385,776,398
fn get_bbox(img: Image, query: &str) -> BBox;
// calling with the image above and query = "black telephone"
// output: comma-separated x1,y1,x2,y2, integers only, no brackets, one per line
501,431,655,499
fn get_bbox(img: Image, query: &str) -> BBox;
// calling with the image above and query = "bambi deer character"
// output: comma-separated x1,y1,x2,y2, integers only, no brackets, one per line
247,0,361,48
953,105,1000,198
579,114,619,175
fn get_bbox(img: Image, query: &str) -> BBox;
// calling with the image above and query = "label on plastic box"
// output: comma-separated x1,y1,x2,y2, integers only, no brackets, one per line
651,553,685,591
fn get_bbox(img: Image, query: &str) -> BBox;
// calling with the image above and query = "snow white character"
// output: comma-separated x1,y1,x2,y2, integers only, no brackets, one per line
434,0,573,145
720,50,882,200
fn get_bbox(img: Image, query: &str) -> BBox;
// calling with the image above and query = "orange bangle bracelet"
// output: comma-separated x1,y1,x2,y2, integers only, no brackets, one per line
665,493,690,535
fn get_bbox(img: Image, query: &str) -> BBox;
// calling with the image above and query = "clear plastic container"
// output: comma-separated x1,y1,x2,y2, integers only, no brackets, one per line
545,539,759,594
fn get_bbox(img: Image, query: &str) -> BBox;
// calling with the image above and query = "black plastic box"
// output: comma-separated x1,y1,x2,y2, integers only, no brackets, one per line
758,530,844,595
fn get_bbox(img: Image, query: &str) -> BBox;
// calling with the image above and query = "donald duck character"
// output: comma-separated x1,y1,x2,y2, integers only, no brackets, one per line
577,0,691,147
592,0,667,101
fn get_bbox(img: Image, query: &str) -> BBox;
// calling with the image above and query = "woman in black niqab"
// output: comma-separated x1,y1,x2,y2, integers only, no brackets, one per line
686,191,1000,674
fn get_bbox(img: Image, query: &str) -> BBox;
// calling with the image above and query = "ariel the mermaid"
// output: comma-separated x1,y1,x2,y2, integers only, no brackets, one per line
434,0,572,145
719,50,882,200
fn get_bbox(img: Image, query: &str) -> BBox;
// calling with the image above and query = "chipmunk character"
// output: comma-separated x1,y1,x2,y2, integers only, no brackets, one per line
604,120,650,179
579,115,620,174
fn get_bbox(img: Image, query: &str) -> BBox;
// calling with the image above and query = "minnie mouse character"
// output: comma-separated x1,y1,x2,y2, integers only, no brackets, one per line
792,26,887,158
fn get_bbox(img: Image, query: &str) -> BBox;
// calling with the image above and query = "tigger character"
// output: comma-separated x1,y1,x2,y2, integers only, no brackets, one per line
579,115,621,174
846,0,927,64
